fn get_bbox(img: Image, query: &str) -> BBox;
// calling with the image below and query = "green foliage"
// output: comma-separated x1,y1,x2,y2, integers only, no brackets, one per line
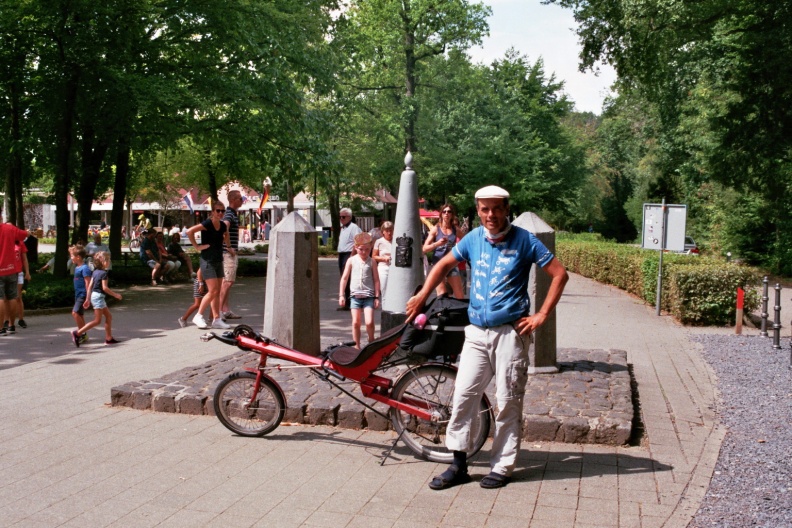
418,50,586,215
666,264,760,326
24,256,264,310
547,0,792,275
557,238,761,325
236,259,266,278
22,275,74,310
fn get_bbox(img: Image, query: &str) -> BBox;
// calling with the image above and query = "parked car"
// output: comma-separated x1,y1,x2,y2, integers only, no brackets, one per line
683,236,699,255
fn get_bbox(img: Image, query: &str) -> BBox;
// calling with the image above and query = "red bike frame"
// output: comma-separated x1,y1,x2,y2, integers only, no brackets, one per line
233,333,442,422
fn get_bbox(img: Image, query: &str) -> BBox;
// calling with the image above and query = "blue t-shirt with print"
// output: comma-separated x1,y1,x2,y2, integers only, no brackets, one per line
451,225,554,327
73,264,92,299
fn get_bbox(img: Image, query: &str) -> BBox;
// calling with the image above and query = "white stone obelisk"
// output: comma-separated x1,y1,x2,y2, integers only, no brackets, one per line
381,152,424,331
514,212,559,374
263,212,320,355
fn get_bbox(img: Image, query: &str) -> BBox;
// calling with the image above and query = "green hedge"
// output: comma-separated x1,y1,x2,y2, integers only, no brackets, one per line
556,238,761,325
22,274,75,310
23,255,266,310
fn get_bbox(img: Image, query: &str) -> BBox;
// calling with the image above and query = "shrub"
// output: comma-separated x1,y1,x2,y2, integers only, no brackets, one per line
556,237,761,326
666,263,761,325
237,258,266,277
22,274,74,310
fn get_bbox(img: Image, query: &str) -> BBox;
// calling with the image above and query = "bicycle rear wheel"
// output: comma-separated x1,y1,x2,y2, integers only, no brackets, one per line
390,365,491,463
213,372,284,437
129,238,140,250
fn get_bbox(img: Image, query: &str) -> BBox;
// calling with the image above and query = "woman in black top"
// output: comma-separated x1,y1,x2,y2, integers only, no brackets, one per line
422,203,467,299
187,204,230,329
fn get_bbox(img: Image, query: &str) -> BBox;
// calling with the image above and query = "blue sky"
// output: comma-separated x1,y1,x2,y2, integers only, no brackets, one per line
467,0,617,114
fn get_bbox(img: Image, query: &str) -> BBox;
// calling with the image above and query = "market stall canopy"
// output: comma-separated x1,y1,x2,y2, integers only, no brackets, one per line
419,208,439,218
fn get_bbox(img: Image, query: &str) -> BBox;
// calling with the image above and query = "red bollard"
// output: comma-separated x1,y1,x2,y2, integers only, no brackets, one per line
735,287,744,335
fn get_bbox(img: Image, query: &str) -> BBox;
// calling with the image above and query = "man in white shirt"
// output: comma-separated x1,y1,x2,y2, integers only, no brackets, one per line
85,233,111,270
337,207,361,310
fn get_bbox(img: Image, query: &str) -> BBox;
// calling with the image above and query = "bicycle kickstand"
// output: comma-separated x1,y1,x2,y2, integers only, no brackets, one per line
380,428,407,466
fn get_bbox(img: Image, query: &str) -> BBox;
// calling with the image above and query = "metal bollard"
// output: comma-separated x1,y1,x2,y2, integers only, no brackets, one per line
760,276,769,337
772,284,781,349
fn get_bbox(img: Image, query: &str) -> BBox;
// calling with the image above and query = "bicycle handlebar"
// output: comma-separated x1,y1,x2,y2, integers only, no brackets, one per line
200,332,237,345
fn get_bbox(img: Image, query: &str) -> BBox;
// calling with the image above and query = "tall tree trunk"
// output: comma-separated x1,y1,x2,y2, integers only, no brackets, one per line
110,135,131,261
203,147,219,202
75,126,109,243
402,7,417,154
286,178,295,213
328,175,340,250
54,68,79,278
7,61,23,227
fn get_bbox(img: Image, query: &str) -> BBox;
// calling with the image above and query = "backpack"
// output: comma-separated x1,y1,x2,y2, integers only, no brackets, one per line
399,295,469,360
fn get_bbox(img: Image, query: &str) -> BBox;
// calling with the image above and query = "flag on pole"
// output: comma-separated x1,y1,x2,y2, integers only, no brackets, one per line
257,177,272,216
183,190,194,214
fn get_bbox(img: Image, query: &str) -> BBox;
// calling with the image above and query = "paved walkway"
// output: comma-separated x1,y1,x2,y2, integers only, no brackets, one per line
0,260,733,527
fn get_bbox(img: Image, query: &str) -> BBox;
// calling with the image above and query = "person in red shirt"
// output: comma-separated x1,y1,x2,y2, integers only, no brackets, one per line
0,222,29,336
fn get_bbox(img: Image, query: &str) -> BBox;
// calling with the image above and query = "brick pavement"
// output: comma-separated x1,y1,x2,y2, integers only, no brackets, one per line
0,260,733,527
110,347,633,445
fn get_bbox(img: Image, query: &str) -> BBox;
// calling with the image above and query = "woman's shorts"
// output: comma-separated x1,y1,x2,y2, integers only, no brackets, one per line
429,263,460,278
200,258,224,280
90,292,107,310
350,296,375,310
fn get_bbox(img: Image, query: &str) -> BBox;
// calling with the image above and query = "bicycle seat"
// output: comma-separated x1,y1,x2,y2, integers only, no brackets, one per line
323,323,407,368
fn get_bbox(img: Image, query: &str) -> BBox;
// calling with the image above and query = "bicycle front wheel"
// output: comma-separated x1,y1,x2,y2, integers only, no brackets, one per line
129,238,140,250
390,365,491,463
213,372,284,437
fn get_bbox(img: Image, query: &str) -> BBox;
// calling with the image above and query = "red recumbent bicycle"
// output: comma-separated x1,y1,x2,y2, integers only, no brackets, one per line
206,301,492,464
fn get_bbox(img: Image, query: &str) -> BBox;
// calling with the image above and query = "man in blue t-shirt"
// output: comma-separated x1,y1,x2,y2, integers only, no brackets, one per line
406,185,568,491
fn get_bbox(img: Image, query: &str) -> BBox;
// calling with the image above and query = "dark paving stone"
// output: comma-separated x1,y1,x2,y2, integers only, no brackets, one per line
110,347,634,445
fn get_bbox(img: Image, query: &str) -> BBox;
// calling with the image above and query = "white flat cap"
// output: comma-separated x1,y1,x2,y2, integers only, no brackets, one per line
475,185,510,199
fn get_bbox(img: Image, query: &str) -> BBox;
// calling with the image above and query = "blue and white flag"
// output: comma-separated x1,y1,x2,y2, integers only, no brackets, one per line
183,191,194,213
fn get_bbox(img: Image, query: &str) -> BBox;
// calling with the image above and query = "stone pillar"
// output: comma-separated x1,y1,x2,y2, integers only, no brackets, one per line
513,212,558,374
381,152,424,331
263,212,320,355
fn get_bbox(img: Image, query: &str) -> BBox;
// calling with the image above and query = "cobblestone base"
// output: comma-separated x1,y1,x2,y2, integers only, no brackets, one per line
110,347,633,445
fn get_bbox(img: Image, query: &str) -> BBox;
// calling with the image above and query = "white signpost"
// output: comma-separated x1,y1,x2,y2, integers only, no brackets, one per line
642,201,687,315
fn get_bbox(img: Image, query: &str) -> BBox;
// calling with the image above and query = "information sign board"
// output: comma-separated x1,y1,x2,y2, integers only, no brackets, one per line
642,203,687,252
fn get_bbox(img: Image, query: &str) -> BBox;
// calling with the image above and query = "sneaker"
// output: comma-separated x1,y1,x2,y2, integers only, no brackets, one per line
8,325,15,334
0,327,6,336
71,330,80,347
17,319,27,329
160,276,170,285
151,280,158,287
222,311,242,320
79,333,89,344
105,338,120,345
178,317,187,328
190,271,197,278
212,318,230,329
192,314,210,329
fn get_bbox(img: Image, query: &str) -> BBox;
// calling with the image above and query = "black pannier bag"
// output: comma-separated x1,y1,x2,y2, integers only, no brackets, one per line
399,295,470,360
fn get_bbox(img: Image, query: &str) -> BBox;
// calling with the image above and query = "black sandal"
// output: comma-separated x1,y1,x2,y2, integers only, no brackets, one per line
428,465,471,490
480,472,510,489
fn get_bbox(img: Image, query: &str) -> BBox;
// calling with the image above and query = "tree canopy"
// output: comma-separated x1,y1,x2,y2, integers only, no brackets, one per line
549,0,792,272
